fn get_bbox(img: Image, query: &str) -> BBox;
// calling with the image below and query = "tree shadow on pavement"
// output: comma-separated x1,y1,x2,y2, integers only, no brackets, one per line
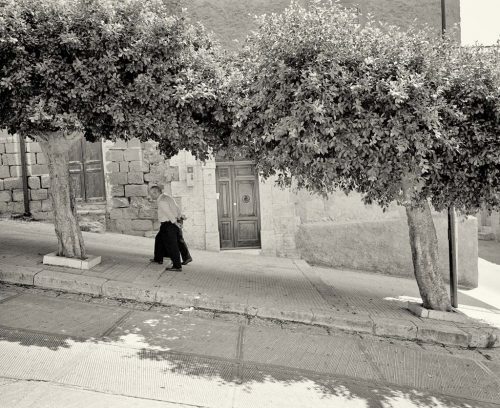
0,327,80,351
138,349,491,408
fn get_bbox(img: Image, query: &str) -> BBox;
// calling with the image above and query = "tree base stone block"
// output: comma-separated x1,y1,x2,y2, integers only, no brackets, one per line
42,252,101,270
408,302,471,323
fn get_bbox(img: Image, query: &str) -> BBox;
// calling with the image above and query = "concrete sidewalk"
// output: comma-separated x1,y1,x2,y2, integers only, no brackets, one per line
0,219,498,348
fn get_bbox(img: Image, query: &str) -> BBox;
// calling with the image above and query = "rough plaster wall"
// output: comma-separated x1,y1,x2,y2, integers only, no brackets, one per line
297,215,478,288
184,0,460,50
294,190,402,224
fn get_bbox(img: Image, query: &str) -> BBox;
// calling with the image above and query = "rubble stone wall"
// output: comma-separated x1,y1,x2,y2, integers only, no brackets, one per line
0,130,51,220
103,139,214,250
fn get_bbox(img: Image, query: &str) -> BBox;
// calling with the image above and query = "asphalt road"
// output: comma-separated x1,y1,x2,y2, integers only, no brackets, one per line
1,284,499,408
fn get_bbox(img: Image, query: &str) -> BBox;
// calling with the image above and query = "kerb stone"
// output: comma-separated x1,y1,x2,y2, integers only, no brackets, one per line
101,280,157,303
372,317,418,340
327,312,374,334
416,322,470,347
0,264,43,285
34,270,106,296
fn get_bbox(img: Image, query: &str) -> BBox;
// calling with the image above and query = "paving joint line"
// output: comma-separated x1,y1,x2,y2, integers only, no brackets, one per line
2,268,498,349
293,260,350,312
475,359,500,383
100,310,134,338
1,321,500,405
0,324,89,343
355,338,388,383
0,292,23,304
1,376,209,408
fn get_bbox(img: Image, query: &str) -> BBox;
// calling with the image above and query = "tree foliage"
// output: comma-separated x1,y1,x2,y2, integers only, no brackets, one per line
226,1,500,214
0,0,227,159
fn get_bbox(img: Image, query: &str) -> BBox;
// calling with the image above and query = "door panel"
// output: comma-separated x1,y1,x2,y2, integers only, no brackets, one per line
219,181,232,218
83,141,106,201
69,140,85,200
216,162,261,249
235,180,257,217
68,138,105,202
219,222,233,248
236,221,258,245
216,167,234,249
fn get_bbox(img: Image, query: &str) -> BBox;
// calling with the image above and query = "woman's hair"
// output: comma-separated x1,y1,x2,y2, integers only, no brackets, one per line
149,185,162,193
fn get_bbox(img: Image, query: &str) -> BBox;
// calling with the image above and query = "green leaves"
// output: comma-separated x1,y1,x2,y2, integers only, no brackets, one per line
226,1,500,214
0,0,228,160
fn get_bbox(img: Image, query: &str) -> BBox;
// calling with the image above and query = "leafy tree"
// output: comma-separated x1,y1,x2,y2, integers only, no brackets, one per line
226,1,500,311
0,0,226,258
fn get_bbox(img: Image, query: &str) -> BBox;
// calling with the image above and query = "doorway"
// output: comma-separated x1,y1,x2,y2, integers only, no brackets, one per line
216,161,261,249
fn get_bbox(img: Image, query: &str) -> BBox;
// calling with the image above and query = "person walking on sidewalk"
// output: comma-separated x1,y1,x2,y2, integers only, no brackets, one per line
176,215,193,266
149,186,192,271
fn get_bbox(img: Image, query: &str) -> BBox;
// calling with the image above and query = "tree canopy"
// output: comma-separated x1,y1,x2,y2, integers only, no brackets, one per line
226,1,500,214
0,0,227,160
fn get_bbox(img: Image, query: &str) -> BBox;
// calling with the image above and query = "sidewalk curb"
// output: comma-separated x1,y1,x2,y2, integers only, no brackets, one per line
292,259,499,349
1,267,498,349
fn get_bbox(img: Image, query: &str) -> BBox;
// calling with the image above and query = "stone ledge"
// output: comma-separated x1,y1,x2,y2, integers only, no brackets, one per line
416,322,470,348
102,280,157,303
1,267,497,348
373,317,418,340
33,270,106,296
0,265,43,285
408,302,471,323
42,252,101,270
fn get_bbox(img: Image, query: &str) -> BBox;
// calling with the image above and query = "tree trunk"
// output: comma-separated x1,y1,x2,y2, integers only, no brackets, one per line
37,132,86,259
405,201,452,311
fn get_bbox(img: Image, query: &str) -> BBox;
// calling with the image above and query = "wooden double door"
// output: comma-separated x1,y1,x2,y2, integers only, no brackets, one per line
216,162,261,249
69,139,106,202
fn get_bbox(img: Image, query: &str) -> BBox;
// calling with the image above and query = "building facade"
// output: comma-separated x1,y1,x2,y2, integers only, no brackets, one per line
0,0,479,287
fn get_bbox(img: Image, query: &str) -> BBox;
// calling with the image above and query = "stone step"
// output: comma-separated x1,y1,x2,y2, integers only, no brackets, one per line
77,203,107,233
478,231,496,241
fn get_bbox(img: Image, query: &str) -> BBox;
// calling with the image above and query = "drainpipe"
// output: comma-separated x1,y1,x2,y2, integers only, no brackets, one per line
441,0,458,308
448,207,458,308
18,135,31,217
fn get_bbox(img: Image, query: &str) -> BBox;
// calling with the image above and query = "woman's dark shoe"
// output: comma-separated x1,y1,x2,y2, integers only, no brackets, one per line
150,259,163,264
181,257,193,266
165,266,182,272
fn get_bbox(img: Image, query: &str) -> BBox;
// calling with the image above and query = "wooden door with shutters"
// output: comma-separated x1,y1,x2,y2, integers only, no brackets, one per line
216,162,261,249
69,138,106,202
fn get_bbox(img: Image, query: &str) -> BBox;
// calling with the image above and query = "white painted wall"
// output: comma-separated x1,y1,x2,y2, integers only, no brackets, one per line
461,0,500,46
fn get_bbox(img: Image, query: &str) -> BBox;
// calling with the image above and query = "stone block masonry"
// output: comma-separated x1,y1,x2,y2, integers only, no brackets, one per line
1,131,212,251
104,139,210,244
105,139,167,237
0,132,51,219
0,132,22,216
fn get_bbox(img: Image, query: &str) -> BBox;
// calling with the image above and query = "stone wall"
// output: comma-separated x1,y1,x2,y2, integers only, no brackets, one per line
259,177,301,258
0,130,51,220
296,215,479,288
103,140,216,250
104,138,169,237
0,131,23,215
